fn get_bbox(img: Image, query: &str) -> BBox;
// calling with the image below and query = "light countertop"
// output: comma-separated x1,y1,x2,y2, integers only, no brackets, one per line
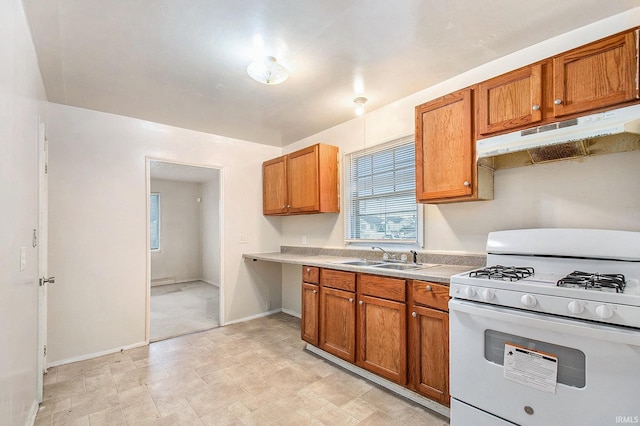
242,251,477,284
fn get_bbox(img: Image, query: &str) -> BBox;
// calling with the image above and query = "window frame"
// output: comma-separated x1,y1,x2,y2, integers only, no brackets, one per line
150,192,161,251
343,135,423,247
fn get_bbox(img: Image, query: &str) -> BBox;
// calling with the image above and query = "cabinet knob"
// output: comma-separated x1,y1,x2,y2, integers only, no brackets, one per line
554,99,562,105
425,285,432,291
348,298,354,303
532,104,540,111
306,268,311,273
359,300,364,305
412,312,417,318
287,205,291,208
312,290,317,294
463,181,470,187
282,205,286,209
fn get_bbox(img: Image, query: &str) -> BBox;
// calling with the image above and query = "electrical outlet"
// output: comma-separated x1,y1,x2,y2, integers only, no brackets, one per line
302,235,307,245
239,234,248,244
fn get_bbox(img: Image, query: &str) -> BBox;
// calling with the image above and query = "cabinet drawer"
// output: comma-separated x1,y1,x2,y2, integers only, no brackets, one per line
411,280,449,311
359,274,406,302
302,266,319,284
321,269,356,292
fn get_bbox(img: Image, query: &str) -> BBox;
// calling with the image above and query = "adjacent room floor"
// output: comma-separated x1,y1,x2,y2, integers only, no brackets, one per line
150,281,220,342
35,313,449,425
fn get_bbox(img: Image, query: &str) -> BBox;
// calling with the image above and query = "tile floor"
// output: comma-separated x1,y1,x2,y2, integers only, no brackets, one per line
150,281,220,342
35,313,449,425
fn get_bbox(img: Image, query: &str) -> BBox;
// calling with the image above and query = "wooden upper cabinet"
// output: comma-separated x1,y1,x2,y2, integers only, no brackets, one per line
262,143,339,216
477,63,543,137
262,155,288,215
416,88,489,203
553,31,639,118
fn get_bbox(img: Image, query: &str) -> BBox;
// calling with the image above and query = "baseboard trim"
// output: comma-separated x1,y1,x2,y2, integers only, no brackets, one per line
48,340,147,368
281,308,301,318
305,344,450,419
223,308,282,326
26,398,38,426
200,279,220,287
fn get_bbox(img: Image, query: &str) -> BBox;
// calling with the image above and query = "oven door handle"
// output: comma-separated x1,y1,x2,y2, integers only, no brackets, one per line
449,299,640,346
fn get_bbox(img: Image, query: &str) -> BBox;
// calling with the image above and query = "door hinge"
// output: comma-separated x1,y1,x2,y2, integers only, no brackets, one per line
32,229,38,248
43,345,47,356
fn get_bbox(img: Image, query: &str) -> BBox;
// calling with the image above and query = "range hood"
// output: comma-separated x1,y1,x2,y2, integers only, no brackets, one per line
477,104,640,169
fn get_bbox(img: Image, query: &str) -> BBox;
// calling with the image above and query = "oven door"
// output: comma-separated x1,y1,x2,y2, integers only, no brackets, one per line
449,299,640,426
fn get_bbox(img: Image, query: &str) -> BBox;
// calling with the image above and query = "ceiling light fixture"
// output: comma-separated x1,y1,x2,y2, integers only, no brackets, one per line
247,56,289,85
354,96,368,116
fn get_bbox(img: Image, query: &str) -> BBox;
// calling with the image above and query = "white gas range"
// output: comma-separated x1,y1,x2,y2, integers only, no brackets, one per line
448,228,640,426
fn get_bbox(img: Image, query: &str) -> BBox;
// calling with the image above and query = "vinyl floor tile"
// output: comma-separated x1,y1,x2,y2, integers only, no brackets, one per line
35,312,449,425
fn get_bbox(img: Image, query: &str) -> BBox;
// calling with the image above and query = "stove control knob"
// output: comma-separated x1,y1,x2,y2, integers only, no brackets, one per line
481,289,495,301
464,287,477,298
596,304,614,319
567,300,584,314
520,294,537,308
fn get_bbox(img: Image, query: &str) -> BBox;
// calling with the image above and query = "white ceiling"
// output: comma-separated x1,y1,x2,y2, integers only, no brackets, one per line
23,0,640,147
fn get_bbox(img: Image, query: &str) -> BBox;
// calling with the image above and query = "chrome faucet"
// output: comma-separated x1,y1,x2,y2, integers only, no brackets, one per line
372,246,396,260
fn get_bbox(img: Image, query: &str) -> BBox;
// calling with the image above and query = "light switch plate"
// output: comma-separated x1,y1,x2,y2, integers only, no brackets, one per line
20,247,26,271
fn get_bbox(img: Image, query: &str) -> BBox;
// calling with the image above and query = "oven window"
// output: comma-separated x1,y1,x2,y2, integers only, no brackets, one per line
484,330,586,388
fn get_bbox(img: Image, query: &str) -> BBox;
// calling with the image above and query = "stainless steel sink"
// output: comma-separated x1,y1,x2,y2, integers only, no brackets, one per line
370,262,423,271
335,259,384,266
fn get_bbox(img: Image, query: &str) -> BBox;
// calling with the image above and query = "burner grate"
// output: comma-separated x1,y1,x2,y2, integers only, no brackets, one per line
469,265,535,281
557,271,626,292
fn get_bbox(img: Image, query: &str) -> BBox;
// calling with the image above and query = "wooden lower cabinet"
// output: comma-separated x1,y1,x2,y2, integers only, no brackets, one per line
408,305,449,405
357,294,407,385
356,273,407,385
301,268,450,407
301,282,319,346
408,280,451,406
319,286,356,362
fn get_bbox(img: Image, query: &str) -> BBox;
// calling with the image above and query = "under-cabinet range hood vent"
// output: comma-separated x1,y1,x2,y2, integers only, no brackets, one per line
477,104,640,169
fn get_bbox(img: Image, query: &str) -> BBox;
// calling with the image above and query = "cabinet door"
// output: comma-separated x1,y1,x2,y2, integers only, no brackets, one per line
288,145,320,213
553,31,638,117
301,283,319,346
357,295,407,384
262,155,288,215
416,88,474,201
319,287,356,362
408,305,449,405
477,64,543,136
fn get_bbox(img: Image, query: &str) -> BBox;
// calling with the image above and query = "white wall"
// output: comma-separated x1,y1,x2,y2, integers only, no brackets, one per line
202,177,221,285
0,0,47,423
280,10,640,254
150,179,203,283
47,104,283,365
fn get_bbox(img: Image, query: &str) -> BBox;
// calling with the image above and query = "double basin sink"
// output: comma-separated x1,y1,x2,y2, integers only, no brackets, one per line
333,259,439,271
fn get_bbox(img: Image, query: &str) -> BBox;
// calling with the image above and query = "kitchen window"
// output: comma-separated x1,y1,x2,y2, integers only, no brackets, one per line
345,136,421,244
150,193,160,250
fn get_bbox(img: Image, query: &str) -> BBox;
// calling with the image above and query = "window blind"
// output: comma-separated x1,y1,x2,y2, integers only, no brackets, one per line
345,136,418,243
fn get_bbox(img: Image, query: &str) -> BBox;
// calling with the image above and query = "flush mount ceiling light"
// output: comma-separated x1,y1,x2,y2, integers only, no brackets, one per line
354,96,368,116
247,56,289,85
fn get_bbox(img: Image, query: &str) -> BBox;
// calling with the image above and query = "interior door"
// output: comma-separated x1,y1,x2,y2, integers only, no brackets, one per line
37,119,49,401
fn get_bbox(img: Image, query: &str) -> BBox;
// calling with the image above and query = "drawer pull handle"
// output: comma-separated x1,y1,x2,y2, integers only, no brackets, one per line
306,268,311,273
412,311,417,318
425,285,432,291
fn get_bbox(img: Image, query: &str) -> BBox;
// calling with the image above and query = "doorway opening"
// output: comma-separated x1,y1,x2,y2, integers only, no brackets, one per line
146,159,222,342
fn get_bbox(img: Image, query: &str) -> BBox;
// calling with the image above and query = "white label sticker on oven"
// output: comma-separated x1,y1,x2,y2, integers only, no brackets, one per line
503,343,558,394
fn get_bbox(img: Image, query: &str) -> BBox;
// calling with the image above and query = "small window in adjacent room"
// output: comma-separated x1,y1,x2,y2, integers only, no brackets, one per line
345,135,421,245
150,193,160,250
